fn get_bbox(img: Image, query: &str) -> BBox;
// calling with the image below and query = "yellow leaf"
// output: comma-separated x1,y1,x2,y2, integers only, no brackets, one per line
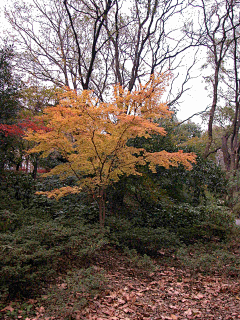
24,74,196,225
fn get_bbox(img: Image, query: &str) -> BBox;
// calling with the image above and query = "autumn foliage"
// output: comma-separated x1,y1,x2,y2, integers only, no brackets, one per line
0,119,50,137
25,74,196,226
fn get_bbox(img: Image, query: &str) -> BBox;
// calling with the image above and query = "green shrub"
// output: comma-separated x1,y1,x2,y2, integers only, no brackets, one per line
106,216,180,255
148,203,234,244
124,247,155,270
0,172,36,209
0,210,21,232
233,202,240,217
0,220,108,300
177,244,240,276
106,202,234,250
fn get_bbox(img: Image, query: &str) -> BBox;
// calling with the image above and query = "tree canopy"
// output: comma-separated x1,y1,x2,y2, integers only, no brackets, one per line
25,74,196,226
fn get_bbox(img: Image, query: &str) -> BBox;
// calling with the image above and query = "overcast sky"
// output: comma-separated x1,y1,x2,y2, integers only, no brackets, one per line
0,1,211,128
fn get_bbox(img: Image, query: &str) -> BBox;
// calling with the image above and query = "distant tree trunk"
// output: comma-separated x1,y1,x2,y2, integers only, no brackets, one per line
204,67,220,158
196,0,235,159
98,187,106,228
32,157,38,180
25,155,29,173
16,162,21,171
221,135,231,172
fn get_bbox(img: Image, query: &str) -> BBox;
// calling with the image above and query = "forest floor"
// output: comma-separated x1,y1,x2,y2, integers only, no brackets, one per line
1,246,240,320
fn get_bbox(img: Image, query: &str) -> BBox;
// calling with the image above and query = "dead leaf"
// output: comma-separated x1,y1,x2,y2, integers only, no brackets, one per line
1,305,14,312
195,293,204,299
136,292,144,297
117,298,125,304
184,308,192,316
57,283,68,290
27,299,37,304
123,307,134,313
192,308,201,314
36,306,45,313
102,308,114,316
169,305,178,309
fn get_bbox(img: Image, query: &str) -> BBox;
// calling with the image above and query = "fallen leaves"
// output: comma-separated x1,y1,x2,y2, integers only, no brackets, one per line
1,305,14,312
57,282,68,290
1,248,240,320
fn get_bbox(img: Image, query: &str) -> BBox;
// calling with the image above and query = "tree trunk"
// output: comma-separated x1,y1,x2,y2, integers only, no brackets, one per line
98,187,106,228
32,157,38,180
221,135,231,171
16,162,21,171
204,65,220,158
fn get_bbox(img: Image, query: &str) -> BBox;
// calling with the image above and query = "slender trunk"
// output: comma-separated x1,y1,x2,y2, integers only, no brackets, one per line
32,157,38,180
230,151,237,172
25,155,29,173
98,187,106,228
221,135,231,171
204,66,220,158
16,162,21,171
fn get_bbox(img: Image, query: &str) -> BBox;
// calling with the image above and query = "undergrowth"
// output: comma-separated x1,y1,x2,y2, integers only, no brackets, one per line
0,171,239,313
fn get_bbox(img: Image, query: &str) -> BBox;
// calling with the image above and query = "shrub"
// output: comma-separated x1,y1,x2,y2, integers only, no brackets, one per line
0,219,108,300
124,247,155,270
177,244,240,276
0,172,36,209
106,216,180,255
0,210,21,232
106,202,235,250
145,203,234,244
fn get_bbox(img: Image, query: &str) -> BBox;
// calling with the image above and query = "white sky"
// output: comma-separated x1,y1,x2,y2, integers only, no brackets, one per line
0,1,211,128
175,71,211,126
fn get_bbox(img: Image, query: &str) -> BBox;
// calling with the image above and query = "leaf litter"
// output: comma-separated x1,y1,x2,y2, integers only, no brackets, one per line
1,247,240,319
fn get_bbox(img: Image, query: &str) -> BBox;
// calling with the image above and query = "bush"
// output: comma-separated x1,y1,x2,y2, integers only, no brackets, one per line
106,216,180,255
0,210,21,232
140,203,234,244
124,247,155,270
0,172,36,209
106,202,235,251
0,219,108,300
177,244,240,276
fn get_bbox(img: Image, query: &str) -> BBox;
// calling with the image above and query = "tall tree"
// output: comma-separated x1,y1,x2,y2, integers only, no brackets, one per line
6,0,80,89
0,45,21,124
0,45,21,170
5,0,200,104
188,0,240,159
219,2,240,172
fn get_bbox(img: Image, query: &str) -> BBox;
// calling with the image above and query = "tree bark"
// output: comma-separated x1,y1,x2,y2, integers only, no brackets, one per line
98,187,106,228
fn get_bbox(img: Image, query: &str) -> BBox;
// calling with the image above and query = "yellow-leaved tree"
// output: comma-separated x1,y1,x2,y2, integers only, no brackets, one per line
25,74,196,226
